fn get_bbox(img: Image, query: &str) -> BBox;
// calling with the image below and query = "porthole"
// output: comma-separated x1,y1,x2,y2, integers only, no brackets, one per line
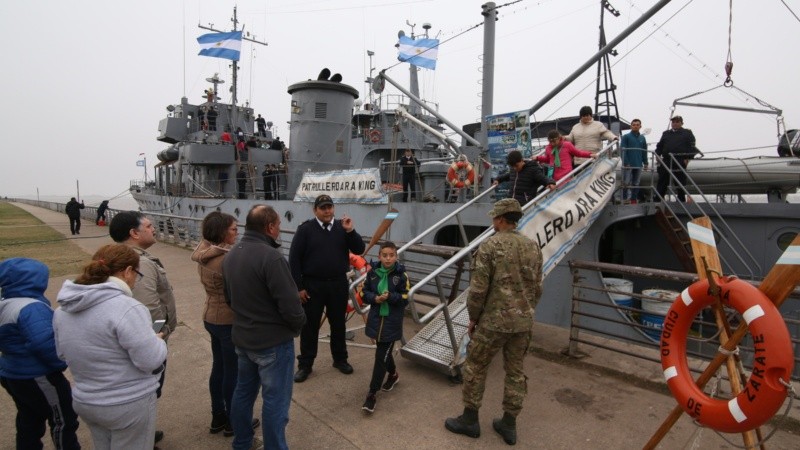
777,232,798,252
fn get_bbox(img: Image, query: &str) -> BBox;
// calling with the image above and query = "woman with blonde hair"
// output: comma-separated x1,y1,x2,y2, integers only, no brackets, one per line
53,244,167,450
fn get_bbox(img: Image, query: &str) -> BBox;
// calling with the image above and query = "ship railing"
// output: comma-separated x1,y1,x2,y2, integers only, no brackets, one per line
383,141,620,363
9,200,129,235
650,151,761,279
185,173,220,198
346,183,498,320
372,93,439,117
566,259,800,382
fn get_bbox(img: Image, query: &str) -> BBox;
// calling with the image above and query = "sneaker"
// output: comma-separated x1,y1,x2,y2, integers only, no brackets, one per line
381,372,399,391
250,437,264,450
362,392,376,414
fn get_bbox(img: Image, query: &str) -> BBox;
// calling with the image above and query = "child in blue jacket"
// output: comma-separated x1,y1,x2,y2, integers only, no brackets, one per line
359,242,409,414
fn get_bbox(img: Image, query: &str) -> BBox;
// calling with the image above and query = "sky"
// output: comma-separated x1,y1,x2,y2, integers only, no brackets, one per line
1,0,799,201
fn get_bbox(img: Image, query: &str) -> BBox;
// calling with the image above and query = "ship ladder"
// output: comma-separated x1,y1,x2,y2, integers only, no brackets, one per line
654,207,695,271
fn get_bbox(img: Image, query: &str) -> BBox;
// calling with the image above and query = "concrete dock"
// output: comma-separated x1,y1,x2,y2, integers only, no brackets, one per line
1,202,797,449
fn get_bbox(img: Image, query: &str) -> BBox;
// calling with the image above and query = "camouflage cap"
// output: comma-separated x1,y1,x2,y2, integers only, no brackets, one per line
487,198,521,218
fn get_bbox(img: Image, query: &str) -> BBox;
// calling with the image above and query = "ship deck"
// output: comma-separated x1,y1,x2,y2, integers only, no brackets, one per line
2,202,798,450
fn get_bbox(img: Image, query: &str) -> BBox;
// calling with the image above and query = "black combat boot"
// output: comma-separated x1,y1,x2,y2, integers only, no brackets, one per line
492,412,517,445
444,407,480,438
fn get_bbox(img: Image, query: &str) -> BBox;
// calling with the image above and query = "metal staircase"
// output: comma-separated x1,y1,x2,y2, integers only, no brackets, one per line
654,206,696,271
650,153,762,279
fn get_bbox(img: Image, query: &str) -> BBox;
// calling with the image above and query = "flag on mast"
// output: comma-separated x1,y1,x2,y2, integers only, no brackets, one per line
197,31,243,61
136,153,145,167
397,36,440,70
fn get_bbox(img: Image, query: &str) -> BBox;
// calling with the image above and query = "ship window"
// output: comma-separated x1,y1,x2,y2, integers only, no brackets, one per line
315,103,327,119
434,225,489,248
777,232,798,252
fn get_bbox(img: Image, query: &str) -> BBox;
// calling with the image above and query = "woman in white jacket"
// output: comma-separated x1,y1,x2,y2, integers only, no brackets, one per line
54,244,168,450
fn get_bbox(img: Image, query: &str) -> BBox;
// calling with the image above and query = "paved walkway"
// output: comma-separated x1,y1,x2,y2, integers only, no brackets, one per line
1,202,798,449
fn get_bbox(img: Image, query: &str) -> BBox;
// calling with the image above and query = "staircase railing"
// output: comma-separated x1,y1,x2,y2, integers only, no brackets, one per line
651,152,761,279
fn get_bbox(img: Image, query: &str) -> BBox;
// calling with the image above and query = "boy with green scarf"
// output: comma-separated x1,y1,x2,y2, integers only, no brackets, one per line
359,242,410,413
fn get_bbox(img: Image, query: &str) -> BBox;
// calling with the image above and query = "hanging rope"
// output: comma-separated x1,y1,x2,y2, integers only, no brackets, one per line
724,0,734,86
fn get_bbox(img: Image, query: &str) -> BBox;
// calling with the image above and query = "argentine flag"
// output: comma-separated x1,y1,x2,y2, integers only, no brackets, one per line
397,36,439,70
197,31,242,61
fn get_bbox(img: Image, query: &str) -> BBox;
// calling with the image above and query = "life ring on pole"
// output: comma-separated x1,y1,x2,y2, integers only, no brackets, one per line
347,253,370,313
368,129,381,143
447,158,475,189
660,276,794,433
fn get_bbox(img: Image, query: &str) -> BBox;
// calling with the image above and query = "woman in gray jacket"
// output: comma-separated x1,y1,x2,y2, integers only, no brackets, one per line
54,244,167,450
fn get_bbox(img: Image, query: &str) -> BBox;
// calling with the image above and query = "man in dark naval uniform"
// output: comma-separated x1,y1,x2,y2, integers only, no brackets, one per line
289,195,365,382
399,148,420,202
655,115,700,202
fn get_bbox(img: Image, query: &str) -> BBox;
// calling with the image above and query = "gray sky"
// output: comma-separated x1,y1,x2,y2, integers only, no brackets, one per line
1,0,798,200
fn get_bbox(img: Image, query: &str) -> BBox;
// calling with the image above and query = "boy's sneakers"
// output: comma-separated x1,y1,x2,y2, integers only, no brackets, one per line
362,392,377,414
381,372,399,391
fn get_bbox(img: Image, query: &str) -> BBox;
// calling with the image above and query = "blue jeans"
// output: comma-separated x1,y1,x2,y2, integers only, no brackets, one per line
203,321,237,417
231,340,295,450
622,167,642,201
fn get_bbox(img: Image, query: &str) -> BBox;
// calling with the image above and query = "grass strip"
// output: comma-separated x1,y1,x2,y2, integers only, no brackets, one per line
0,202,88,277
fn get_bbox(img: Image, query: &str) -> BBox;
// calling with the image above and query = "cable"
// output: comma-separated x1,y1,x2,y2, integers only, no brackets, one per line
780,0,800,24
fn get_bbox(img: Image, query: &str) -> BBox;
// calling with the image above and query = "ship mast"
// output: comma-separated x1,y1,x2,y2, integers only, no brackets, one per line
594,0,622,133
198,7,268,122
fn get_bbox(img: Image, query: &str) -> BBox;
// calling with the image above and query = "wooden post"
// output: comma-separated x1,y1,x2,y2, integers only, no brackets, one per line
642,228,800,450
687,217,759,448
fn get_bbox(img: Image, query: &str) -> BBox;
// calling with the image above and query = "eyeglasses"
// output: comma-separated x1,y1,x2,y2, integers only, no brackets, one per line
133,269,144,281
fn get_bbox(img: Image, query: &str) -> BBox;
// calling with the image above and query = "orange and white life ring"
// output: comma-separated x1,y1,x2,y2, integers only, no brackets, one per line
447,159,475,189
369,129,381,143
348,253,370,313
660,277,794,433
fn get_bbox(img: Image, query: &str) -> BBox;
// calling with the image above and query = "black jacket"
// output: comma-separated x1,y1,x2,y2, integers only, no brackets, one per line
65,199,84,219
222,231,306,350
655,127,699,169
399,155,420,175
288,218,365,290
361,261,409,342
495,160,554,205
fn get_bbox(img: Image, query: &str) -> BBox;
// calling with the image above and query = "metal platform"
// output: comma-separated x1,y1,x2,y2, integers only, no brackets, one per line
400,290,470,375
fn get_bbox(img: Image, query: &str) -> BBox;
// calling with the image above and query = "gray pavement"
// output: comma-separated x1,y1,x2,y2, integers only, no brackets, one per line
1,202,798,449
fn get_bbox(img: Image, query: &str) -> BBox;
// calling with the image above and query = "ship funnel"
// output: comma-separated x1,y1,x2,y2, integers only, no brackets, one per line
286,78,359,195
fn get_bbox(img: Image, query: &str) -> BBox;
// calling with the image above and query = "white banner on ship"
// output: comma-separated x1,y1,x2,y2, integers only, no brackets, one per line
518,158,618,277
294,168,388,204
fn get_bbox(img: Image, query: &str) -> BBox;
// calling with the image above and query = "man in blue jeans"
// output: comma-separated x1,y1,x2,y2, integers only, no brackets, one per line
223,205,307,450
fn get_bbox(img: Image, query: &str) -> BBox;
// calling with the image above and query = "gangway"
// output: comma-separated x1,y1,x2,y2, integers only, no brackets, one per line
349,142,620,376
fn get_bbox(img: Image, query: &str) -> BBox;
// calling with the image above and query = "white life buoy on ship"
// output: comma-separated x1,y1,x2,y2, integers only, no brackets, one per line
447,159,475,189
369,129,381,143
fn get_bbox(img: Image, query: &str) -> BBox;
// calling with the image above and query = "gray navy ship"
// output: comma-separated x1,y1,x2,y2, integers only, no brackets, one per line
129,3,800,378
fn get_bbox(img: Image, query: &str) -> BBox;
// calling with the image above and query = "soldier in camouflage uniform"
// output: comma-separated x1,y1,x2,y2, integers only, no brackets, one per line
444,198,543,446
